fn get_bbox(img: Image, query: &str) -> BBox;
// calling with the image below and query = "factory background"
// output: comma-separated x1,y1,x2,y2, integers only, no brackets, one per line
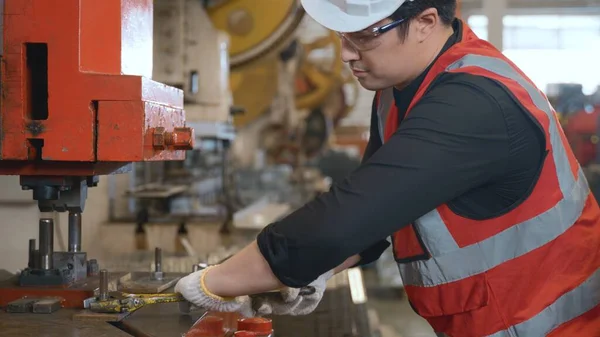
0,0,598,336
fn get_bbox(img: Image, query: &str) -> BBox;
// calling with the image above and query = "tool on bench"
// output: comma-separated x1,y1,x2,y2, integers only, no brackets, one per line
85,264,316,314
83,268,187,313
84,291,186,313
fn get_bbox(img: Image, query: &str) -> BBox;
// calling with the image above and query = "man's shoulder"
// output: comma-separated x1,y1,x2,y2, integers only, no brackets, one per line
427,71,513,104
410,72,509,125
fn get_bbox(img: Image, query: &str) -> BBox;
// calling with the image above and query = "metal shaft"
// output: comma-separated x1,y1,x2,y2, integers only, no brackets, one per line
99,269,109,301
155,247,162,273
68,212,82,252
38,218,54,270
28,239,36,268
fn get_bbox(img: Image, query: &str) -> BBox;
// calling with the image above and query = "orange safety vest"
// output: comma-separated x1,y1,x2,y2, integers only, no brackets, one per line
377,21,600,337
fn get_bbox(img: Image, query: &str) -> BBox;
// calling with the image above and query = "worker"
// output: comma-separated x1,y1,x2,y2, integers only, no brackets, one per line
176,0,600,336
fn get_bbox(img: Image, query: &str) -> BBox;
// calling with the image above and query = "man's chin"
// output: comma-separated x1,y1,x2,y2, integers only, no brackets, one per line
357,78,386,91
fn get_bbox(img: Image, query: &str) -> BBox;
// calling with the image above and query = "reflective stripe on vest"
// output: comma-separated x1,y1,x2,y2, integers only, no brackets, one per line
397,54,584,287
486,267,600,337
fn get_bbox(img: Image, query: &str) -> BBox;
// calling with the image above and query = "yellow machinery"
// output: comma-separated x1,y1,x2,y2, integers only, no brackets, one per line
206,0,358,165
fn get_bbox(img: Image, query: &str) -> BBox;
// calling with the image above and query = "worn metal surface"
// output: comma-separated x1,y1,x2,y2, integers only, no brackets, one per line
0,309,132,337
32,298,62,314
119,272,181,294
121,302,211,337
52,251,88,284
72,309,130,323
6,298,36,313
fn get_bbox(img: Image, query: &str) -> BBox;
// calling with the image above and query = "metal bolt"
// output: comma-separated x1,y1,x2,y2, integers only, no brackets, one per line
154,247,164,281
153,127,194,150
39,219,54,270
152,127,167,149
99,269,109,301
155,247,162,272
68,212,82,253
87,259,99,277
167,127,194,150
28,239,36,269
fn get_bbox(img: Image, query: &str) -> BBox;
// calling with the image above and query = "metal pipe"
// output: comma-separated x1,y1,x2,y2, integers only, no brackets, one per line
155,247,162,273
28,239,36,269
99,269,109,301
38,218,54,270
68,212,82,252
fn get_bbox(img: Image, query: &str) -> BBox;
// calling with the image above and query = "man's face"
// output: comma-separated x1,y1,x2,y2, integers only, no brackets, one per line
340,18,427,91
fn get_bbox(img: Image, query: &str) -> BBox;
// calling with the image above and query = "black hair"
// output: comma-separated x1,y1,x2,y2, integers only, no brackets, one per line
390,0,457,40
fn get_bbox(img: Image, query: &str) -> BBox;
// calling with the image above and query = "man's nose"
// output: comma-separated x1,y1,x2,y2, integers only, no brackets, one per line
340,39,360,63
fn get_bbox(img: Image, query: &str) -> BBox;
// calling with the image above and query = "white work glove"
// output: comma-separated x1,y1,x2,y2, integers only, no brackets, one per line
175,266,255,318
252,270,334,316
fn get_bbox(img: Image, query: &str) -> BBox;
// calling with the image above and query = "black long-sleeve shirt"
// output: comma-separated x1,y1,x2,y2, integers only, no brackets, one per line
256,21,546,288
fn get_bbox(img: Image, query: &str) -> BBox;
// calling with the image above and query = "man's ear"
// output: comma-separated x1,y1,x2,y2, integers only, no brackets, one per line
413,8,439,42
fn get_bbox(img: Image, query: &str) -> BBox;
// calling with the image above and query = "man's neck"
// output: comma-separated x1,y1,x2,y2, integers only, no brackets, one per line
394,26,455,91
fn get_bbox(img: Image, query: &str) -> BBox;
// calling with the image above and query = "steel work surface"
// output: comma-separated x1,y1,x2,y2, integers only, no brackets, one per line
0,309,131,337
0,304,205,337
121,302,207,336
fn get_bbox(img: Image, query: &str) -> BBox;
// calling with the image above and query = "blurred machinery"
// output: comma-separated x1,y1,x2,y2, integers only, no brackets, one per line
119,0,239,243
121,0,358,236
211,0,359,231
559,86,600,199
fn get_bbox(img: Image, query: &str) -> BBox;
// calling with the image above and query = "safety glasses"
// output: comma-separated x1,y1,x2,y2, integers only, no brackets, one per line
337,18,406,51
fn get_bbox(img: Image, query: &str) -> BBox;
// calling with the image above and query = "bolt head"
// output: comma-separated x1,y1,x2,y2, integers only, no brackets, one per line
169,127,195,150
153,127,167,149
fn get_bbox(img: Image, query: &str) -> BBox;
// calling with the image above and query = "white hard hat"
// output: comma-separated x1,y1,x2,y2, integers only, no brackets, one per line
301,0,407,33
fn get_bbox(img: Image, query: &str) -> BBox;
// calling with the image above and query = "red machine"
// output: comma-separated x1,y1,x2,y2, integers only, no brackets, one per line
564,105,600,167
0,0,193,306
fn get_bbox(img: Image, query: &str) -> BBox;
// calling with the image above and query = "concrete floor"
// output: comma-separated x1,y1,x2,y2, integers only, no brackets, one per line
364,269,437,337
369,296,436,337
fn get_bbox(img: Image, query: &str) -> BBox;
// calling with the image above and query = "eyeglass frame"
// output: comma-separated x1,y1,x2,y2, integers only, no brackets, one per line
337,17,407,51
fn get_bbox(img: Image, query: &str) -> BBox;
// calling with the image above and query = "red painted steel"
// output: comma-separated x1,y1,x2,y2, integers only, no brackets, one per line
0,0,193,177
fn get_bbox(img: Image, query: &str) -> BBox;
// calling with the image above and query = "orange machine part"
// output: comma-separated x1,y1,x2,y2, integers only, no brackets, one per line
0,0,192,176
185,313,276,337
0,287,93,309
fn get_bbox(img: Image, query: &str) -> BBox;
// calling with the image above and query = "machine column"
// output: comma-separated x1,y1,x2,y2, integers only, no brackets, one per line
68,212,82,253
38,219,54,270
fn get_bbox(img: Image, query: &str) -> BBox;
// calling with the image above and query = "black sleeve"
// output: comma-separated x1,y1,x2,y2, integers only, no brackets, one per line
355,94,391,265
257,74,511,287
361,94,382,164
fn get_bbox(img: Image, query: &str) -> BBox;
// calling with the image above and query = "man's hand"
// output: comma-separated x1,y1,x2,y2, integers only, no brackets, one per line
175,266,255,317
252,270,334,316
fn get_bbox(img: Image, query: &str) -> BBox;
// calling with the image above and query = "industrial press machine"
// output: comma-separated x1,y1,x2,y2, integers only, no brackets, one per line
0,0,210,335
